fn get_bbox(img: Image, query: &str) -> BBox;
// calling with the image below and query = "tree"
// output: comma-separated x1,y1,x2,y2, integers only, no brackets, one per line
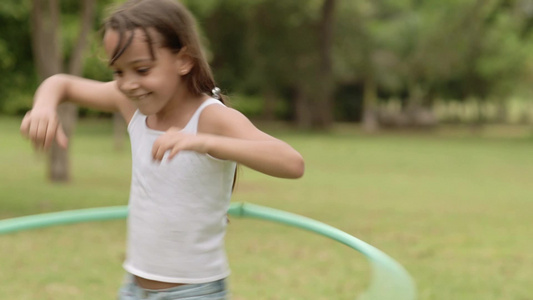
312,0,337,129
31,0,96,182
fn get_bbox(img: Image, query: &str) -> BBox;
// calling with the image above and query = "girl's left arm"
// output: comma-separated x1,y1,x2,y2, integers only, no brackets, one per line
201,105,304,179
153,105,304,179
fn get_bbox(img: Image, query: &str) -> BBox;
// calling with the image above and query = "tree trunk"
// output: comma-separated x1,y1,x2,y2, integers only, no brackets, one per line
496,98,507,123
31,0,96,182
294,84,312,129
31,0,65,180
49,103,77,181
312,0,336,129
31,0,62,78
68,0,96,77
362,76,379,132
261,88,277,121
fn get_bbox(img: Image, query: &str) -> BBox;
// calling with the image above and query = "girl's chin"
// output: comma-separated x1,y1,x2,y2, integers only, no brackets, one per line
138,107,158,115
136,102,162,115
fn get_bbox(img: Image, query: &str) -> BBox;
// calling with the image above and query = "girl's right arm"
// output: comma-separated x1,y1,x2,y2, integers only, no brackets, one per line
20,74,135,150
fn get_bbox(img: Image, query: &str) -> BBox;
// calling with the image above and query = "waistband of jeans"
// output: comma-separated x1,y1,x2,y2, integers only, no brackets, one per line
130,275,227,297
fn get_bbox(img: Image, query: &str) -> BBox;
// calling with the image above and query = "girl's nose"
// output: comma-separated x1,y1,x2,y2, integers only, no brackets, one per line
119,75,140,92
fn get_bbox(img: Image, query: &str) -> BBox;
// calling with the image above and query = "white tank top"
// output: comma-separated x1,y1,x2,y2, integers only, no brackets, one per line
123,98,237,283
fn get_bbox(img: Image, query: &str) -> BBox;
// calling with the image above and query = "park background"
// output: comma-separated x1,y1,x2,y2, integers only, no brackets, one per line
1,0,532,299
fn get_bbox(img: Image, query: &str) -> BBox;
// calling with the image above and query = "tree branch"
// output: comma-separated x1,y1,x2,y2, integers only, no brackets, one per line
68,0,96,76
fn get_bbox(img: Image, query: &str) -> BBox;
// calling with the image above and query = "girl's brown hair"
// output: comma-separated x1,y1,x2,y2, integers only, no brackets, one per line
104,0,224,103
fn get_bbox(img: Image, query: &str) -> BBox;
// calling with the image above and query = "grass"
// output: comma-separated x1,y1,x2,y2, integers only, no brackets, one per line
1,116,532,299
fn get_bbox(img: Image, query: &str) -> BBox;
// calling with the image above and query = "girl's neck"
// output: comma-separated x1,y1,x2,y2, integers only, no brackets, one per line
148,92,208,131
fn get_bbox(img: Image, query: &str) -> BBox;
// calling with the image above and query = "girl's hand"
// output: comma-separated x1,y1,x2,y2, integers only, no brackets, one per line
20,109,69,151
151,127,209,161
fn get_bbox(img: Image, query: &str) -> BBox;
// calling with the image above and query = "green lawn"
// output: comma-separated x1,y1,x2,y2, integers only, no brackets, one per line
1,116,532,299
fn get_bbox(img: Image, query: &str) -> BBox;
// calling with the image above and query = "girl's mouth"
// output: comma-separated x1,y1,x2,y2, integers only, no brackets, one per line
130,93,151,101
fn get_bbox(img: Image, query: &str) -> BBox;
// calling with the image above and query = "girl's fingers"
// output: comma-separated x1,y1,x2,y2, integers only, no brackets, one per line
152,131,190,161
20,112,31,138
36,119,49,149
43,118,57,149
55,124,69,149
20,111,68,150
168,146,180,160
33,119,50,150
28,120,42,149
152,142,166,161
151,142,160,160
153,134,172,160
152,141,182,161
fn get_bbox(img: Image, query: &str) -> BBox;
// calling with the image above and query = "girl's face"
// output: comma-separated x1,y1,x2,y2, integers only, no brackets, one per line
103,28,190,116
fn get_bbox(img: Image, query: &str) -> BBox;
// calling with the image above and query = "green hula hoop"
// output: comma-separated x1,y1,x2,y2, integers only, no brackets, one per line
0,202,416,300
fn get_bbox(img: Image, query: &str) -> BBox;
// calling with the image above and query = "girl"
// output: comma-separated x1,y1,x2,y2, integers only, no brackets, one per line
20,0,305,299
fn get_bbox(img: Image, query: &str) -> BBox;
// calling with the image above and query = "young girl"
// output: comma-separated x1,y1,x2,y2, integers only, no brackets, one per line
20,0,304,299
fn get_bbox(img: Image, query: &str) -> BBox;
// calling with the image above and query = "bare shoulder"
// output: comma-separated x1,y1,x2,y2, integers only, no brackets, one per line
198,103,249,134
198,103,271,140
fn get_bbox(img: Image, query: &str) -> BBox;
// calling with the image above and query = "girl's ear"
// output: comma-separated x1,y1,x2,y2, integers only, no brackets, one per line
175,47,194,76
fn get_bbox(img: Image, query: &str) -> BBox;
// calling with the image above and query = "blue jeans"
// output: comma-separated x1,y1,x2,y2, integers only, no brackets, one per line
118,275,229,300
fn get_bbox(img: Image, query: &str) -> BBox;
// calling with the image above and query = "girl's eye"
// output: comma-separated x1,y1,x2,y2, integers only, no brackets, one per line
113,70,123,77
137,68,150,75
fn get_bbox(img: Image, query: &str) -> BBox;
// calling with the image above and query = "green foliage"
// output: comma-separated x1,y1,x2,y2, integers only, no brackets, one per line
332,0,533,108
3,90,34,115
227,94,265,118
0,0,31,19
0,40,14,69
1,0,533,121
0,0,35,114
181,0,219,17
0,0,116,115
476,12,530,96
